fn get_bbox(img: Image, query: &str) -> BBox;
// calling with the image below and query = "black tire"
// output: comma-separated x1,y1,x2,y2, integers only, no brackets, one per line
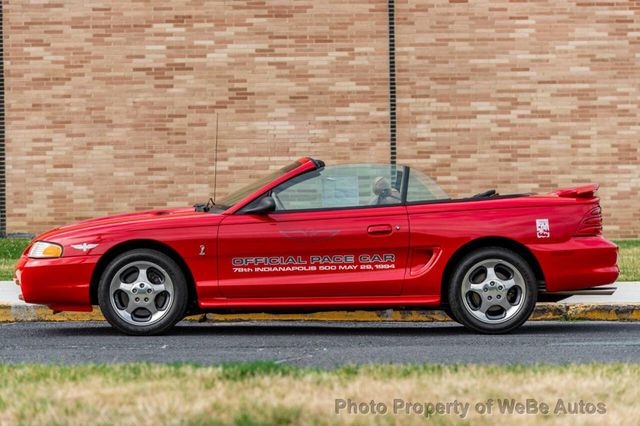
441,305,460,323
447,247,537,334
98,249,188,335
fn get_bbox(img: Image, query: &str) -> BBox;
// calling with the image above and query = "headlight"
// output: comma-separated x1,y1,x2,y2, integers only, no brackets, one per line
28,241,63,258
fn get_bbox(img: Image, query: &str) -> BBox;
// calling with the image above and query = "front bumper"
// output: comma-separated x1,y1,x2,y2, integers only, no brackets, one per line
528,236,619,292
15,255,99,310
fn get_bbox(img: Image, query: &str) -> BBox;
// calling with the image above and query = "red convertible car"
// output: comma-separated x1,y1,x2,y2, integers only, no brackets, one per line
15,157,618,335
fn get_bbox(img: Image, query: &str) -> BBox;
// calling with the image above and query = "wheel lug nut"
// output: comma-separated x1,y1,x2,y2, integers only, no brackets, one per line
498,286,503,290
488,296,492,300
490,282,495,286
483,288,488,292
497,295,502,299
135,297,139,302
132,289,137,294
144,298,149,302
147,289,152,294
139,283,144,288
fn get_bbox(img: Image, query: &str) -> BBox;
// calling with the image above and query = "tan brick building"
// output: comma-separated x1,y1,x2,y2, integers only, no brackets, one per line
2,0,639,237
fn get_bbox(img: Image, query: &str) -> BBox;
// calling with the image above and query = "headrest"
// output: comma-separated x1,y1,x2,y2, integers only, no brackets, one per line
372,177,392,196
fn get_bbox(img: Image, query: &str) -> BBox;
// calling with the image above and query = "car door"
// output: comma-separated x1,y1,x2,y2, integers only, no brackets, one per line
217,165,410,298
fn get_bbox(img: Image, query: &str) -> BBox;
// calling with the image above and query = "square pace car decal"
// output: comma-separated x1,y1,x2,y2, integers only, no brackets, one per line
232,253,396,273
536,218,550,238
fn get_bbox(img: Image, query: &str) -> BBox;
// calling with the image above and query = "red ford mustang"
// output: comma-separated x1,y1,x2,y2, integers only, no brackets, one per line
15,157,618,335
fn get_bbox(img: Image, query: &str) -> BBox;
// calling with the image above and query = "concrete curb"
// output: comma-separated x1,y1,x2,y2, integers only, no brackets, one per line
1,303,639,323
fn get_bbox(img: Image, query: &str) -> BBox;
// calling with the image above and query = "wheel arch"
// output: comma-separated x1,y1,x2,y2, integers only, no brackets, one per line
440,236,545,306
90,239,198,310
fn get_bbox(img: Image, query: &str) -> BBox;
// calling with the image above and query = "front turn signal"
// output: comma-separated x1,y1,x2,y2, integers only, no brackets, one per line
28,241,63,258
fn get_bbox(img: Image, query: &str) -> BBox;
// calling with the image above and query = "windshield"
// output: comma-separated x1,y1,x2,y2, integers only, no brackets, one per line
214,160,302,209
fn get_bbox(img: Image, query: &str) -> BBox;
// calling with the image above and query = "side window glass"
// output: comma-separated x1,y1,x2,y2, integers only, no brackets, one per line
406,170,449,202
273,165,404,211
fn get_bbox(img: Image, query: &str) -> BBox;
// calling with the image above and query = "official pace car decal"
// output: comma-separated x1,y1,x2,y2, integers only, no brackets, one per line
232,253,396,273
536,218,550,238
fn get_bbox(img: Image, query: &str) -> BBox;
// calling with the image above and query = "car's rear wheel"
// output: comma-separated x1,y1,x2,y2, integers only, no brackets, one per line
447,247,537,334
98,249,188,335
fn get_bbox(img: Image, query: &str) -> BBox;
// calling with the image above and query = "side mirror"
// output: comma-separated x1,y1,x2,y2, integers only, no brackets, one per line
243,196,276,215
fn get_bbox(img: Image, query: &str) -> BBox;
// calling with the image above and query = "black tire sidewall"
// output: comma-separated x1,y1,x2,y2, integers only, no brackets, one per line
441,305,461,323
448,247,537,334
98,249,188,335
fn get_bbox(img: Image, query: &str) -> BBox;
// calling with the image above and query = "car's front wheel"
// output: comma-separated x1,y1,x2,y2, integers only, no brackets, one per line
447,247,537,334
98,249,188,335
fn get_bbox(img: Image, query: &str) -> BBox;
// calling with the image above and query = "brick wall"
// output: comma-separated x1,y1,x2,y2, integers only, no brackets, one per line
396,0,640,238
3,0,639,237
3,0,391,233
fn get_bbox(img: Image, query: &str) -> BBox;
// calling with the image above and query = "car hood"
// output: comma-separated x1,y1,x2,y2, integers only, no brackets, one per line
36,207,215,241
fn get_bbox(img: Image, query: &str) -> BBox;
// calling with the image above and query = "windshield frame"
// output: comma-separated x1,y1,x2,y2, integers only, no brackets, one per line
221,158,319,214
214,161,303,210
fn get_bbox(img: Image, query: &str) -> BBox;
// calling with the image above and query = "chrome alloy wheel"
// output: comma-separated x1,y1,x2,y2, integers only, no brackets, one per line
460,258,526,324
109,261,174,325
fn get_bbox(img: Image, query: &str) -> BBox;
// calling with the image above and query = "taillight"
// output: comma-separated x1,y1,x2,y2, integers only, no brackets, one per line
575,205,603,236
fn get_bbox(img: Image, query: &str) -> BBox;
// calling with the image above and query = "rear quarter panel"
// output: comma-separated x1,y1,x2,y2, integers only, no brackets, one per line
405,196,597,299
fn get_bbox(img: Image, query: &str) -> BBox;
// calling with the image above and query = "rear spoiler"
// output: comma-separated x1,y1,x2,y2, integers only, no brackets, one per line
551,184,599,199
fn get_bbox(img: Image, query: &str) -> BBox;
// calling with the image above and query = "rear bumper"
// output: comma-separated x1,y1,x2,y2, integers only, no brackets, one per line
15,255,98,310
528,237,619,292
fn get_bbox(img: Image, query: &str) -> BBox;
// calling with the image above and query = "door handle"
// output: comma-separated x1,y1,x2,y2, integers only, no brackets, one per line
367,224,393,235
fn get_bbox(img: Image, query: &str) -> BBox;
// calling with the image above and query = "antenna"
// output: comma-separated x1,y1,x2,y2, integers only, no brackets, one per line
212,112,219,203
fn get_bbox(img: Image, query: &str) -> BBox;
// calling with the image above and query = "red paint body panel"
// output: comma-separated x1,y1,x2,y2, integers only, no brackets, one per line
16,158,619,313
404,198,618,298
217,206,409,298
198,295,441,310
15,254,96,308
528,237,619,292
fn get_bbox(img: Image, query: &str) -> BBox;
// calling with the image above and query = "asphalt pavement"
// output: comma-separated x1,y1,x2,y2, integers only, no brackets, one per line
1,321,639,367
